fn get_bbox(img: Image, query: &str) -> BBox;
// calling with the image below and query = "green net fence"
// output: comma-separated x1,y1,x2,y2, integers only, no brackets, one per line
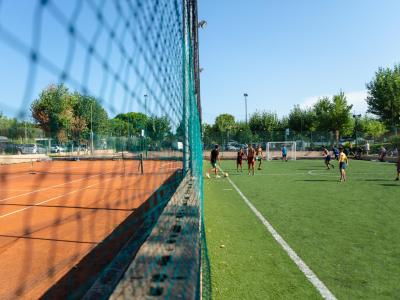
0,0,205,299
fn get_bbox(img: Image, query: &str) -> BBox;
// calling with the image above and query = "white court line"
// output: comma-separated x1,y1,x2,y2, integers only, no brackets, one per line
0,176,116,219
0,189,32,192
0,170,114,203
160,162,178,168
219,167,337,300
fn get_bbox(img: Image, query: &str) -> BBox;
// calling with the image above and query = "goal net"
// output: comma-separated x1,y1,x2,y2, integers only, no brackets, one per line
266,142,297,161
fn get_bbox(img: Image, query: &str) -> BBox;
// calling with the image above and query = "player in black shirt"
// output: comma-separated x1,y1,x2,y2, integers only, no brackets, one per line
206,144,220,178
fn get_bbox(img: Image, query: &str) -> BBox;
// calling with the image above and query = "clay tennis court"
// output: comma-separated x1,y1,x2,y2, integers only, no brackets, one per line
0,158,182,300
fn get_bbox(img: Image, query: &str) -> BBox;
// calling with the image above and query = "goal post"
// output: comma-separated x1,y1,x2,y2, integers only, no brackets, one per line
266,141,297,161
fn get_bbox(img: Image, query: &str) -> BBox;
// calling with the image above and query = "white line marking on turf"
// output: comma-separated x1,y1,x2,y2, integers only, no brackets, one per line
220,167,337,300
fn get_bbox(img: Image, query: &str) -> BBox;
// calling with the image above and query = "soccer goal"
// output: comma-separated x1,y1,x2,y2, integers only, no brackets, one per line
266,141,297,161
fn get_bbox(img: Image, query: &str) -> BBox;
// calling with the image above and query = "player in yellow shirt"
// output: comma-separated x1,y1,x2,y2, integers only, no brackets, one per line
338,145,349,182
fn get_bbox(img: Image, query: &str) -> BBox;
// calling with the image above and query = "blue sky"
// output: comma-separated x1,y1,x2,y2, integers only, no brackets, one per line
0,1,183,126
198,0,400,124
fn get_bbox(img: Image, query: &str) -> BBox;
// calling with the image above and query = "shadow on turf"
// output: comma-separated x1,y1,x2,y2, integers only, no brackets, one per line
380,183,400,187
297,179,331,182
296,167,325,170
364,179,394,182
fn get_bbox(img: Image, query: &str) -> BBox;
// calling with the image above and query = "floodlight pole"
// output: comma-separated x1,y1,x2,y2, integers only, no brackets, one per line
144,94,148,115
352,114,361,147
244,93,248,124
90,102,94,155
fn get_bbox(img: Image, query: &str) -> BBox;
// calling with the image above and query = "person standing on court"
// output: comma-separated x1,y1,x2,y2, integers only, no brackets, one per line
256,144,263,170
364,141,370,155
206,144,221,179
247,144,256,176
282,145,288,162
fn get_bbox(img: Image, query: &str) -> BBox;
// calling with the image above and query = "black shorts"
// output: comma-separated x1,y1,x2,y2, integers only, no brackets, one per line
211,161,217,168
325,155,331,162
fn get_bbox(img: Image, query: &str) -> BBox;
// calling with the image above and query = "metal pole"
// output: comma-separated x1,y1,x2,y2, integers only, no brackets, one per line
144,94,148,115
144,94,148,158
183,0,190,173
244,93,248,124
90,102,94,155
24,121,27,142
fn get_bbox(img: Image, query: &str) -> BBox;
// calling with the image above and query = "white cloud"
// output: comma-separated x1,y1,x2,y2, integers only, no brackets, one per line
300,90,369,115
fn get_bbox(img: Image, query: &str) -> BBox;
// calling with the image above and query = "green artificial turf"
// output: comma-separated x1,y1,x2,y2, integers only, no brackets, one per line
203,159,400,300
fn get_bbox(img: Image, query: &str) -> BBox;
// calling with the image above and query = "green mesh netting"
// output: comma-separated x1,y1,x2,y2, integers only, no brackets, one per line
0,0,205,298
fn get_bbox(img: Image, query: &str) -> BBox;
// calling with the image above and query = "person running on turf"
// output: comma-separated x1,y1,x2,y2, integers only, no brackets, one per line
206,144,220,179
395,155,400,181
247,144,256,176
236,148,244,172
338,145,349,182
332,146,339,160
282,145,288,162
256,144,263,170
323,146,334,169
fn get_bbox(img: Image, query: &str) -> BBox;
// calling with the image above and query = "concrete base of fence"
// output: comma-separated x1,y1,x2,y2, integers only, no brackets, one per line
109,174,200,300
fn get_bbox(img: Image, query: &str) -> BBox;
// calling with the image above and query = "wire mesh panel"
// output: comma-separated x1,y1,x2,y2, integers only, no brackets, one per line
0,0,203,299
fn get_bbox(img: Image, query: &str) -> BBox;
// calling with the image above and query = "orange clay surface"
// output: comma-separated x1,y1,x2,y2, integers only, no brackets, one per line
0,159,181,300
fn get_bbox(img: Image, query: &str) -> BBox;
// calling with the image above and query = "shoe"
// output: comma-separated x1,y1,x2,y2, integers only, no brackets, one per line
206,173,210,179
216,175,221,178
395,177,399,181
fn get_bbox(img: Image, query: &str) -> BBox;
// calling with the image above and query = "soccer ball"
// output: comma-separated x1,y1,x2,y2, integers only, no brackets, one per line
224,172,229,177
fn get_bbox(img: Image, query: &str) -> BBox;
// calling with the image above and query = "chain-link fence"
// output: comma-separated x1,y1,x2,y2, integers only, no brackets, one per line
0,0,204,299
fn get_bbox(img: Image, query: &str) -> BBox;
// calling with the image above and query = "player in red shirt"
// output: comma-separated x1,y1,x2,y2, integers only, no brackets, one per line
236,148,244,172
247,144,256,176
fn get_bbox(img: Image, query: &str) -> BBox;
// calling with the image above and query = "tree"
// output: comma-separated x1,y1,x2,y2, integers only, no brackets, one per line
202,123,220,146
114,112,148,137
358,116,387,139
109,118,128,136
31,84,73,143
233,122,253,144
72,94,109,138
313,92,353,142
249,111,279,140
215,113,235,134
366,64,400,131
288,105,316,133
213,113,236,144
31,84,110,145
146,116,171,142
330,92,354,139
